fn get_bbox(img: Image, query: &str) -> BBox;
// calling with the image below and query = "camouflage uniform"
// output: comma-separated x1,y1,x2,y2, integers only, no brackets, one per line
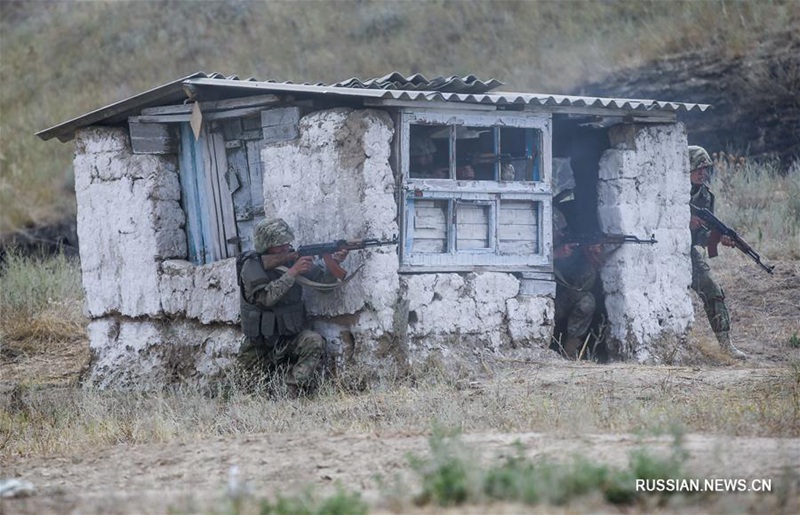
688,146,745,359
552,199,599,358
237,218,328,391
690,182,729,334
554,249,598,357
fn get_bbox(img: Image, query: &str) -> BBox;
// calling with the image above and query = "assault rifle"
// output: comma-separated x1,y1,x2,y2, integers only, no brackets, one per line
559,232,657,246
690,204,774,274
262,236,398,280
297,237,398,280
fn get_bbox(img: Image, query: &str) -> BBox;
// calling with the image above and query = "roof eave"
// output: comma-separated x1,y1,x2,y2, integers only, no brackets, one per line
35,73,208,142
37,75,713,144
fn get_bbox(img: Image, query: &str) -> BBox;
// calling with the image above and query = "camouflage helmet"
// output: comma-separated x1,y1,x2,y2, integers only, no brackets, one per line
254,218,294,253
410,135,436,157
688,146,713,171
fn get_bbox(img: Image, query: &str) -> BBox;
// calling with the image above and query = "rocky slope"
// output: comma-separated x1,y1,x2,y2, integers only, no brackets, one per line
574,30,800,169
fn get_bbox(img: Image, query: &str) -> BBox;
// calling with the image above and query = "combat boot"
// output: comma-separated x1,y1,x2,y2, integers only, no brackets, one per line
563,338,581,359
285,382,301,399
716,331,746,360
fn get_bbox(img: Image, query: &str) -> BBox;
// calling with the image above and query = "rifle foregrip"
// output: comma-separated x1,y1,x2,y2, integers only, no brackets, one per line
322,254,347,280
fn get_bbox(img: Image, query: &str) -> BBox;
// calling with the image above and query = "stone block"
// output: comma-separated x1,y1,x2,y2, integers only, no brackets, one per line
75,127,130,154
85,317,241,390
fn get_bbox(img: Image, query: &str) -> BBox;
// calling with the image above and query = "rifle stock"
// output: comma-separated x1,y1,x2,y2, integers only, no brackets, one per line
690,204,774,274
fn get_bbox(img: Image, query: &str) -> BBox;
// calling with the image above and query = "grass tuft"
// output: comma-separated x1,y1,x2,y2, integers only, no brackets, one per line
404,430,693,508
255,485,368,515
0,248,86,353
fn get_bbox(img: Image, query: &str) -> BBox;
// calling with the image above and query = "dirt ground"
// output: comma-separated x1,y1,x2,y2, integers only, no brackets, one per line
2,256,799,514
5,423,799,514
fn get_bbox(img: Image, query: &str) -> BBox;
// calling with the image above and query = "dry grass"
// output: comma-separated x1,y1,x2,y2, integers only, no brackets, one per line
713,155,800,259
0,249,86,351
2,361,798,462
1,8,799,502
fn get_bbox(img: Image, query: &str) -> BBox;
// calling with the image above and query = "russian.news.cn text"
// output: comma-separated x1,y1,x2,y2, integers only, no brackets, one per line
636,478,772,493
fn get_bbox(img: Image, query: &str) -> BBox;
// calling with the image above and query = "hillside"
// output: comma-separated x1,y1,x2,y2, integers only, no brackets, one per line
1,0,799,238
575,29,800,168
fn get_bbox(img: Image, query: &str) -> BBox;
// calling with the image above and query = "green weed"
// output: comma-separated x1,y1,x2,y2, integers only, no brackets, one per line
407,430,692,508
257,486,367,515
408,428,479,506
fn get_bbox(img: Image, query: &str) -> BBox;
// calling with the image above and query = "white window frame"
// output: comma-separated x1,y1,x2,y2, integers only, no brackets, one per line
398,109,553,273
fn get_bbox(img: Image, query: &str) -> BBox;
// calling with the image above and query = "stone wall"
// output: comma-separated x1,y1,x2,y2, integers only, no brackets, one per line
74,127,241,388
597,123,695,362
73,114,695,388
262,108,554,376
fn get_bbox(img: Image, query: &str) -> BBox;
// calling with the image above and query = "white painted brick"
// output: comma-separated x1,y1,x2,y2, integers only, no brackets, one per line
75,127,130,154
598,123,694,360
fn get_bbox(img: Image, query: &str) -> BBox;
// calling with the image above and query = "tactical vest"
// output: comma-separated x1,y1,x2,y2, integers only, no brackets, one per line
554,251,597,292
237,251,306,340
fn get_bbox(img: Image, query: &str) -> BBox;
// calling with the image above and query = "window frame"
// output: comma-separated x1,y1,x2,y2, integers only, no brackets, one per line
398,109,554,273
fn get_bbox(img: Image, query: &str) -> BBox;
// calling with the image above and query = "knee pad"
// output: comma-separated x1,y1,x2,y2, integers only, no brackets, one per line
576,293,596,317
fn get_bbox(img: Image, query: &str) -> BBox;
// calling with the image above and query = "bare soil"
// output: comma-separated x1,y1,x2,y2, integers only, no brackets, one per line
4,425,799,514
2,256,799,514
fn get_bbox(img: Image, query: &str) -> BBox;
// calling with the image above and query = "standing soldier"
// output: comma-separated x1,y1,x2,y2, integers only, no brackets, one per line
688,146,746,360
237,218,348,396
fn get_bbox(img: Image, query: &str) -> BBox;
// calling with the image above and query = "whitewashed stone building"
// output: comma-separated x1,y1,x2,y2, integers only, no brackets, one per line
38,73,709,388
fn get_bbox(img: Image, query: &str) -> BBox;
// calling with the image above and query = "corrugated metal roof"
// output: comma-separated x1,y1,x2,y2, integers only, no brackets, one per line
332,72,504,93
37,72,711,143
184,77,711,112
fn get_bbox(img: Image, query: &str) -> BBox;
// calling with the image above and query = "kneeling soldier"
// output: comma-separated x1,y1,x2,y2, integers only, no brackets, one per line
237,218,348,396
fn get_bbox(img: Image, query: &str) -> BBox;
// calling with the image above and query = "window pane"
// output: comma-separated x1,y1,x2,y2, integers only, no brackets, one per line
408,124,542,183
499,200,539,254
500,127,540,181
412,199,449,252
457,126,494,181
456,202,491,250
410,124,448,179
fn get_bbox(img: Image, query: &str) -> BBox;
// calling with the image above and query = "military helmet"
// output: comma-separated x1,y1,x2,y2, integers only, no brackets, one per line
254,218,294,253
410,135,436,157
688,146,713,171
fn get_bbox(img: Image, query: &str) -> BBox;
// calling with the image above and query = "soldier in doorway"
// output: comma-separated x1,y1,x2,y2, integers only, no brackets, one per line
552,190,605,359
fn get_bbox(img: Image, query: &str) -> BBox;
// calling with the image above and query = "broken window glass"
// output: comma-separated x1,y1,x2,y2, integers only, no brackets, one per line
401,112,551,271
410,123,541,182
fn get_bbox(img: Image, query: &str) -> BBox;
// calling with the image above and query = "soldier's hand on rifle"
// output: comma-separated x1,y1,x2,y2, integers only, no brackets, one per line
331,249,349,263
720,235,736,247
585,244,605,267
554,243,576,259
287,255,315,277
690,215,704,230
